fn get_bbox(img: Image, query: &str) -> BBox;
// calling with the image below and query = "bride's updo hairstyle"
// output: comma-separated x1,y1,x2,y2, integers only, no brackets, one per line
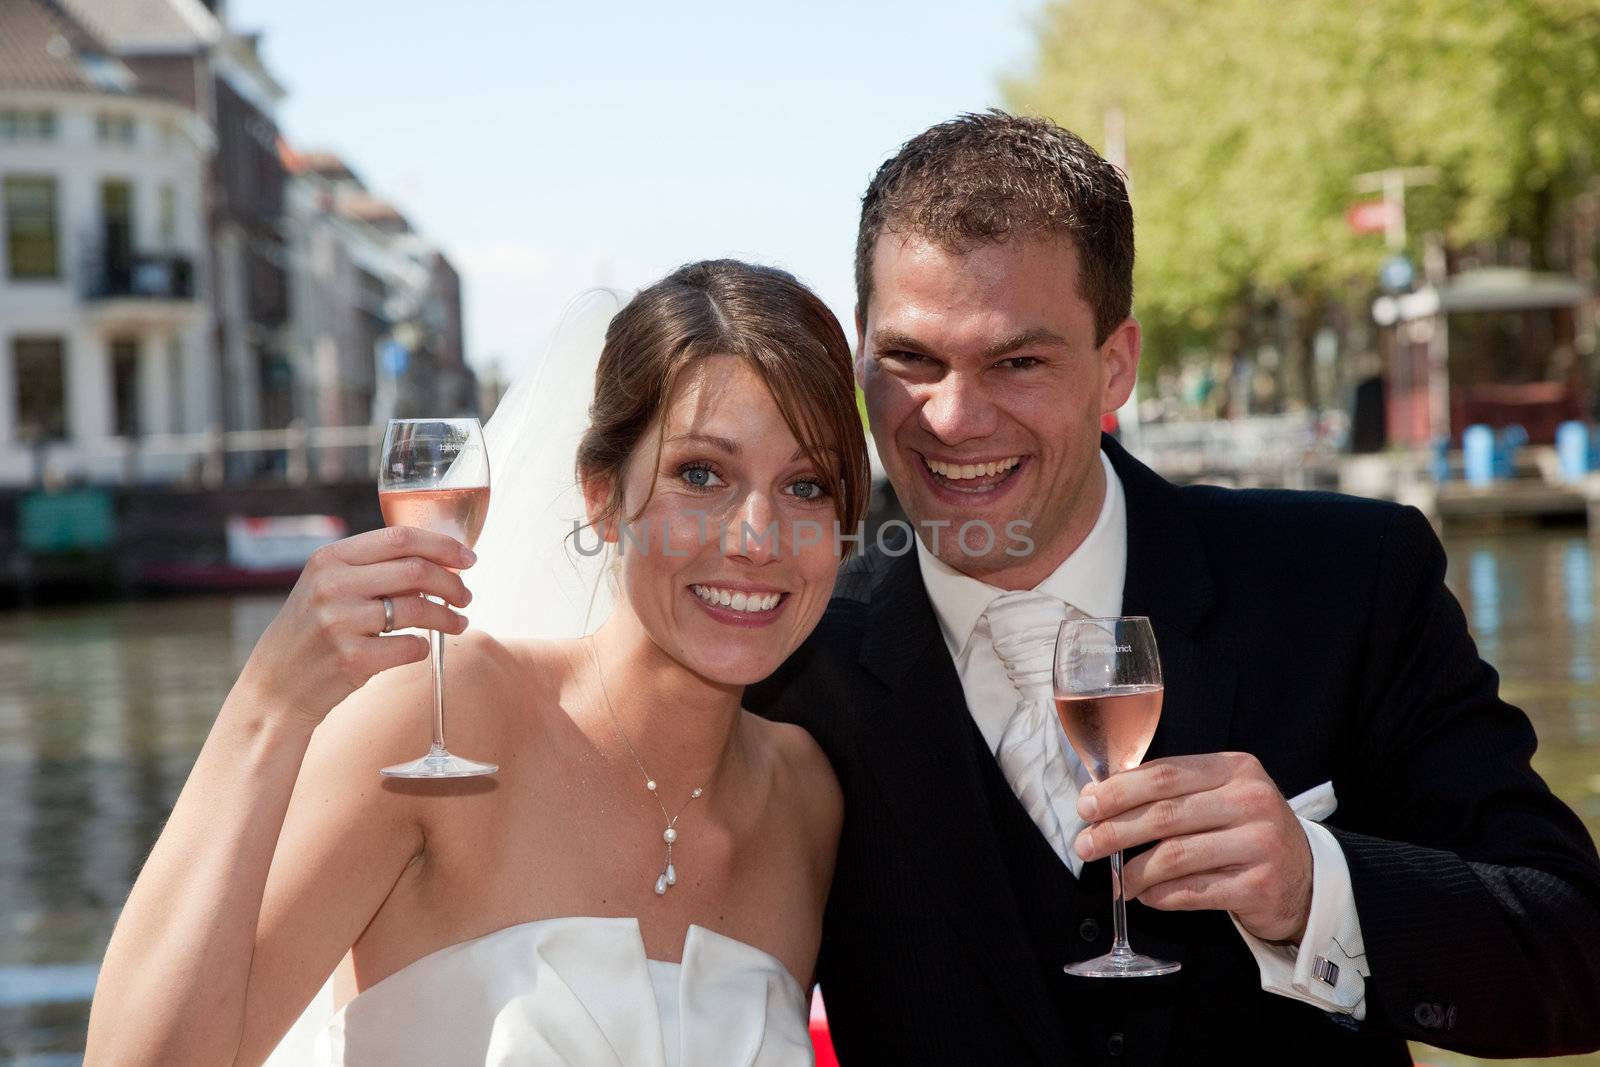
577,259,870,555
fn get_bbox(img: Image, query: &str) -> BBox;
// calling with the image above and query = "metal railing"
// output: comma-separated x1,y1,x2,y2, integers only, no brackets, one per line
29,422,386,488
1130,414,1333,488
84,253,197,301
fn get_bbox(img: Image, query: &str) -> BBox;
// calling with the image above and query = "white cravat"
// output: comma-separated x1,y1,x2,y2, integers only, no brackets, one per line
985,590,1087,873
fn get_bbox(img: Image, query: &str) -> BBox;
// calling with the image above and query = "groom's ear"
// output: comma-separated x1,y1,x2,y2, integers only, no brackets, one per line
1100,316,1142,414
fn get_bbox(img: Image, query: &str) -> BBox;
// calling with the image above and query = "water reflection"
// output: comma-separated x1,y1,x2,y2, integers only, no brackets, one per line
1445,531,1600,757
0,595,280,1061
0,533,1597,1062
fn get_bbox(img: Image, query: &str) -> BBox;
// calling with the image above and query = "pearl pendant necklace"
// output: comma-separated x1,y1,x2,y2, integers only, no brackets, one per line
587,640,708,896
643,778,704,895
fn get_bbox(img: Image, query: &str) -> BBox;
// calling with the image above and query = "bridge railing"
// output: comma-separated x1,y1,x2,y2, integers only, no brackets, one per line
1129,414,1333,487
4,422,386,489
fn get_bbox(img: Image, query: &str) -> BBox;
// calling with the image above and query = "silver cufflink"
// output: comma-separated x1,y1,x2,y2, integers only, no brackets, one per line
1311,955,1340,986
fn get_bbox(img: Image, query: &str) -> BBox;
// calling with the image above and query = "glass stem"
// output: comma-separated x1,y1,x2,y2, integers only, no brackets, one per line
428,595,446,756
1110,848,1133,957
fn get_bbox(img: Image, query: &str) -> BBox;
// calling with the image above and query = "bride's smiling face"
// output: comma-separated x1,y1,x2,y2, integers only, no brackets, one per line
595,354,845,685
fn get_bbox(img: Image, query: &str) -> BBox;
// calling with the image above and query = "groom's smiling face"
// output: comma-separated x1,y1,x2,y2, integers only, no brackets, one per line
858,233,1139,590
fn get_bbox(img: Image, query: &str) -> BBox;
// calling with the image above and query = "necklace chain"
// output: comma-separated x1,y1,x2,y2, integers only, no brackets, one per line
586,638,706,896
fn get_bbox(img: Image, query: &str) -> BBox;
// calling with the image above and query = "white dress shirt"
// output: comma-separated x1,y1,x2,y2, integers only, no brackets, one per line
913,450,1370,1017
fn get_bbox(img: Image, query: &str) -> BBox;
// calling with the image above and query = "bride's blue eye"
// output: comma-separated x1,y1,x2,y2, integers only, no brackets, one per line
677,463,725,490
787,479,828,501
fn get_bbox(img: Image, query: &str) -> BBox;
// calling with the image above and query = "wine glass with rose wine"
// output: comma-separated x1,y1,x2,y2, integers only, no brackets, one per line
1053,616,1179,977
376,418,496,778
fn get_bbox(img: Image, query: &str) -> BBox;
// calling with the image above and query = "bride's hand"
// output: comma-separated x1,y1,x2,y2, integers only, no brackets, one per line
235,525,476,728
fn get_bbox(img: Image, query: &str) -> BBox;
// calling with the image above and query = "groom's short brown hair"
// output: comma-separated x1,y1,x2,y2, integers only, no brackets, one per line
855,109,1134,345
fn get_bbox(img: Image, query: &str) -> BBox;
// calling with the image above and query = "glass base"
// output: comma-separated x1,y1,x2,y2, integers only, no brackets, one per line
1065,948,1180,978
380,749,498,779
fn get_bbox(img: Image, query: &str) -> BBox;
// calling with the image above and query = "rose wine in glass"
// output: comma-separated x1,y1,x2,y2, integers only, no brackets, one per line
377,418,497,778
1053,616,1179,977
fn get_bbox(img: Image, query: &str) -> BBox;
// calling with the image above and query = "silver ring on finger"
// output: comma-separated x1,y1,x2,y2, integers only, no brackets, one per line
380,595,396,634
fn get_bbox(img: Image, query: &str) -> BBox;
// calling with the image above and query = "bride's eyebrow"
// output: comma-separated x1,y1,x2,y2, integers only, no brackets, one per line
664,433,814,462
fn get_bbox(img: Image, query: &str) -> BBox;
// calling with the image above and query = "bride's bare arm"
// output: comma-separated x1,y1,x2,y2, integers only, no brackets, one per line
84,527,474,1067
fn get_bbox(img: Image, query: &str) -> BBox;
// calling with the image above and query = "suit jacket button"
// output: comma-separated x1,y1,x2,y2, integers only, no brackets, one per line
1079,918,1100,942
1413,1002,1445,1029
1106,1032,1125,1057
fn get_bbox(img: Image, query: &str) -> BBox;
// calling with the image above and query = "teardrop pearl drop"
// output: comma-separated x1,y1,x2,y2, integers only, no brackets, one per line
666,863,677,886
654,874,668,896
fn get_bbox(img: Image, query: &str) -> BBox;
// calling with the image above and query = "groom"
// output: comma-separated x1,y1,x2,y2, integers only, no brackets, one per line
747,111,1600,1064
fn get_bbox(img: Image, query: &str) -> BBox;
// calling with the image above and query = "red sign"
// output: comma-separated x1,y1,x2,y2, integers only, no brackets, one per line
1346,200,1399,235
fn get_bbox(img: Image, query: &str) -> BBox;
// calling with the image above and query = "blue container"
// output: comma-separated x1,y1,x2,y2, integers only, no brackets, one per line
1556,421,1591,481
1430,437,1452,482
1462,424,1496,486
1493,424,1527,478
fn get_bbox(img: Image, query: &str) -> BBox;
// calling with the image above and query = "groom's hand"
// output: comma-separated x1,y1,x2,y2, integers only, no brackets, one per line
1073,752,1314,943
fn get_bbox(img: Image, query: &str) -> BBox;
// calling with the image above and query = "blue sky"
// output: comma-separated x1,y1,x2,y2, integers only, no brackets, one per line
228,0,1042,380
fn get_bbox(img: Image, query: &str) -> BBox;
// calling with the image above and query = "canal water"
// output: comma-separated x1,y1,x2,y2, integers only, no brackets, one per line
1,530,1597,1065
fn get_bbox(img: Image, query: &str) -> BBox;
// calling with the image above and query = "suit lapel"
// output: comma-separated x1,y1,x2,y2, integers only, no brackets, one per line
1106,438,1237,983
855,547,1070,1065
1108,435,1236,765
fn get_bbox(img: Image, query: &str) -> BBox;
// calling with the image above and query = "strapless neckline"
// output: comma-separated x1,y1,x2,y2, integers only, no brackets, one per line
266,914,814,1066
340,915,805,1009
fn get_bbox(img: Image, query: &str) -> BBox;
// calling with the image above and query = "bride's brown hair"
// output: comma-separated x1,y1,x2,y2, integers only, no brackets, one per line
576,259,870,554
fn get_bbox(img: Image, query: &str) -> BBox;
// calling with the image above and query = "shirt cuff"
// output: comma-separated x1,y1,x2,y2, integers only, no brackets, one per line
1229,817,1370,1019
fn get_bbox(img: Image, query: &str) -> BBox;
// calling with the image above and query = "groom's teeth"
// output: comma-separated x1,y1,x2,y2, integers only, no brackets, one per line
691,585,781,613
924,456,1020,481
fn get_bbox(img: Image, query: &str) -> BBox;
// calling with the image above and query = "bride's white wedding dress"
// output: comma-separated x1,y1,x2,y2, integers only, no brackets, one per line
264,916,813,1066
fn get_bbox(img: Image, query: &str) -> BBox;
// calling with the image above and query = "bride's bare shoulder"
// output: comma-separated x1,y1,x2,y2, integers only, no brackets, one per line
744,715,842,842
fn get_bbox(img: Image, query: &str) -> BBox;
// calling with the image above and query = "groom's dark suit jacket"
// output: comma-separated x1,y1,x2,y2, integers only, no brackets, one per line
747,436,1600,1065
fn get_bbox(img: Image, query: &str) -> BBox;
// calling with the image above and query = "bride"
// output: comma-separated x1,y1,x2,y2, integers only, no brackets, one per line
84,259,871,1066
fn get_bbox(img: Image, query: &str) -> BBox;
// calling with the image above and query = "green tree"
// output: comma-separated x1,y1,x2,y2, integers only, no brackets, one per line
1005,0,1600,395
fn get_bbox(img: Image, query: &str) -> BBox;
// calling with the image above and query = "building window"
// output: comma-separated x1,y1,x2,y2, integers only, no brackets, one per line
14,337,67,442
111,338,141,437
168,336,185,433
0,109,56,141
101,180,134,293
96,114,137,146
4,176,59,279
159,184,177,249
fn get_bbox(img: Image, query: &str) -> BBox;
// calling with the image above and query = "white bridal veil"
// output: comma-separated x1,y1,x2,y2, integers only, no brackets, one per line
464,288,628,640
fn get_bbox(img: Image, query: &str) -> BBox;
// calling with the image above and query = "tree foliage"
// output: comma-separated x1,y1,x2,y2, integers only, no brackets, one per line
1004,0,1600,374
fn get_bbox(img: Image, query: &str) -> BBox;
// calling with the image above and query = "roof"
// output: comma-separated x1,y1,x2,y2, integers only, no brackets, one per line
337,191,412,233
54,0,220,53
1374,268,1594,324
0,0,139,94
298,150,366,187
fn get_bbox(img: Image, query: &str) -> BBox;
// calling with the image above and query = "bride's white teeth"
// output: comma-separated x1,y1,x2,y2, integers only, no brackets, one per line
924,456,1021,481
691,585,783,613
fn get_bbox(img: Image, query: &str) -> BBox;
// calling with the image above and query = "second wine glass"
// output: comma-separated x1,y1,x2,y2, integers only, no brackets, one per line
1053,615,1179,977
376,417,497,778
